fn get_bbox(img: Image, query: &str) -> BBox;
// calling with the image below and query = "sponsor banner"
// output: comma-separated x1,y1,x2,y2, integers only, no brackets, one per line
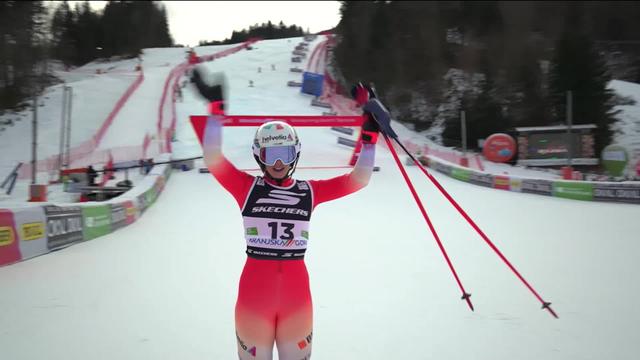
124,200,138,224
21,222,45,240
247,237,308,249
552,181,594,201
593,184,640,204
44,205,83,250
483,133,516,162
521,179,553,196
450,168,471,182
13,206,48,260
430,160,451,176
137,193,148,214
302,72,324,97
144,187,158,207
246,246,306,259
601,144,629,176
154,176,165,193
510,178,523,192
0,210,21,266
469,172,494,187
493,175,511,190
110,203,128,231
82,205,112,240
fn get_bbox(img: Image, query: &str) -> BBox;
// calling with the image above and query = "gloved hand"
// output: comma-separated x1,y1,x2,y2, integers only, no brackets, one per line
361,112,379,144
351,82,380,144
350,82,376,107
191,66,225,115
362,112,379,133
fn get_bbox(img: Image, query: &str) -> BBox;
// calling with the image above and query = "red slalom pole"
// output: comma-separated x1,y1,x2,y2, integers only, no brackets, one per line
383,134,474,311
400,143,558,318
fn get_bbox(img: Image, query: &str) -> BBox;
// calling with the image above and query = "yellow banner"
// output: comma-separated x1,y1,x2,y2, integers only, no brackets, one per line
126,206,137,217
0,226,15,246
21,222,45,241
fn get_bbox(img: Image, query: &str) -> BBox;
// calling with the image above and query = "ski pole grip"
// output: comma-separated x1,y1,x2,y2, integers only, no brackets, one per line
363,99,398,139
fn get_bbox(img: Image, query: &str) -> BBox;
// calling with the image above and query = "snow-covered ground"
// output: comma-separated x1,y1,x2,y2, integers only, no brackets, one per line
1,37,640,360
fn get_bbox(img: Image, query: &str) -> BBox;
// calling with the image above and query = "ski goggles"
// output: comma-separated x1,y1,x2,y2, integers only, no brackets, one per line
258,145,298,166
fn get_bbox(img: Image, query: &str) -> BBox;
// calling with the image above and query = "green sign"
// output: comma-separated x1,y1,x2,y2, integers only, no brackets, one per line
553,181,593,201
145,187,158,205
602,144,629,176
451,168,471,182
82,205,112,240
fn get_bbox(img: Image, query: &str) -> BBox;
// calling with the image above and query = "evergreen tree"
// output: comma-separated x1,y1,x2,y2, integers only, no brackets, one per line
334,1,376,85
153,3,173,47
466,79,511,150
264,21,275,39
50,1,70,62
199,21,306,45
0,1,47,109
74,1,101,64
101,1,128,57
509,47,549,128
365,2,394,90
441,76,510,150
441,92,468,148
548,8,618,156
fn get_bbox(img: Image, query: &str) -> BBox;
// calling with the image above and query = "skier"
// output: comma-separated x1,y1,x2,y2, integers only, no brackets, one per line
191,68,379,360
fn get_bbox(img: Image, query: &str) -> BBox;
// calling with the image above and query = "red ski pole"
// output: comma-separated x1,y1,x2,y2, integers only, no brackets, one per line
397,140,558,319
360,90,556,318
383,133,474,311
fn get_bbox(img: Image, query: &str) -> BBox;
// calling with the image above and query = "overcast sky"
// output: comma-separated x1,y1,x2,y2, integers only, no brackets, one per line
48,1,342,47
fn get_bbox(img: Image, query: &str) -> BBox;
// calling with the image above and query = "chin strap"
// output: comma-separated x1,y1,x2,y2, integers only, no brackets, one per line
285,156,300,180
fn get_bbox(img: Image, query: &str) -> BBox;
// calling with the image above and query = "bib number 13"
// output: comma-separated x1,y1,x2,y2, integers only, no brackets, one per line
267,222,295,240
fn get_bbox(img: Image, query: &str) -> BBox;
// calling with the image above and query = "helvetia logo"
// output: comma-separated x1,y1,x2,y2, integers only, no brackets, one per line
261,134,288,143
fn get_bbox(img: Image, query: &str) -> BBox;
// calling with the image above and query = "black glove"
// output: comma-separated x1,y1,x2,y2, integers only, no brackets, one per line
362,113,379,133
191,66,224,103
361,113,379,144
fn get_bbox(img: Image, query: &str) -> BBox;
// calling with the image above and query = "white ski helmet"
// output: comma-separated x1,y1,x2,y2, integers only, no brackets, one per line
252,121,301,168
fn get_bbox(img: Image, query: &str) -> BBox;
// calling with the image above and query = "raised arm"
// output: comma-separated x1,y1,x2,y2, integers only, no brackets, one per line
191,65,255,208
202,116,254,209
192,64,256,210
308,113,378,208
